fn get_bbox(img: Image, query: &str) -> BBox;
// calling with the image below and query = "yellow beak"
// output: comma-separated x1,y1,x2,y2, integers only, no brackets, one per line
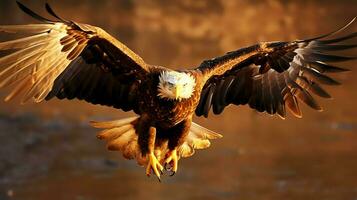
175,85,182,99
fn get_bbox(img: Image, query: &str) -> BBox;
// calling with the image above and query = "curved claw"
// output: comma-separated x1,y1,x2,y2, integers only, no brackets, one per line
164,149,178,176
164,162,175,176
169,171,176,177
164,163,173,171
145,153,163,180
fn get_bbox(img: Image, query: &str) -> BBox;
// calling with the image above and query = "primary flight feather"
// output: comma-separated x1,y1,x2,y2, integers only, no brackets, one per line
0,2,355,181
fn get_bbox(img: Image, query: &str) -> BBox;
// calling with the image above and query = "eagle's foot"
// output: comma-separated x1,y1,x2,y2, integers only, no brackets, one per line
164,149,178,176
146,153,164,180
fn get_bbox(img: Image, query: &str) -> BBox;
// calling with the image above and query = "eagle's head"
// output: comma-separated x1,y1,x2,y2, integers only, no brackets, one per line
158,71,196,101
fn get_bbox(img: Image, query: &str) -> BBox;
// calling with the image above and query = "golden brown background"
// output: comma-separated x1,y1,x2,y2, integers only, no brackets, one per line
0,0,356,199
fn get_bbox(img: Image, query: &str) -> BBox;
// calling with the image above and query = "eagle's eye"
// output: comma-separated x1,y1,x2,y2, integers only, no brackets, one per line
167,82,174,87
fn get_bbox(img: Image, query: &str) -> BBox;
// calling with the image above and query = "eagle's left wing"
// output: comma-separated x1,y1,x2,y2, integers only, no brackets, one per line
195,18,356,118
0,2,152,114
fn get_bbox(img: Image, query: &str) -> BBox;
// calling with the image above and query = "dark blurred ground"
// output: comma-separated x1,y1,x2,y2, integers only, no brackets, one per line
0,0,357,200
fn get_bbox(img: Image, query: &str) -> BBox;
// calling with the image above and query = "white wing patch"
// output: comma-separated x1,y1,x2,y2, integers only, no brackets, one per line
0,23,89,103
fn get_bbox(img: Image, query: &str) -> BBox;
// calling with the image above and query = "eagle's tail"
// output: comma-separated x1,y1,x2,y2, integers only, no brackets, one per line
178,122,222,158
89,116,144,163
90,117,222,165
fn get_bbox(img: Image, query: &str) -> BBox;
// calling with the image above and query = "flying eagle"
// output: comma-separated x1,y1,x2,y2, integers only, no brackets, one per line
0,2,356,180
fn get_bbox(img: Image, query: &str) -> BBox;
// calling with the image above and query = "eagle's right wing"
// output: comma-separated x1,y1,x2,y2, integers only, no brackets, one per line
195,18,356,118
0,2,152,114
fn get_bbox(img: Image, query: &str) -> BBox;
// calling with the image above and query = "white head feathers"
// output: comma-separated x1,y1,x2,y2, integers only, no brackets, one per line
158,71,196,101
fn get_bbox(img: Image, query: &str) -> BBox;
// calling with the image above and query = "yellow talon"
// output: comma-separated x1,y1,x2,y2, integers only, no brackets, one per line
146,153,163,180
164,149,178,175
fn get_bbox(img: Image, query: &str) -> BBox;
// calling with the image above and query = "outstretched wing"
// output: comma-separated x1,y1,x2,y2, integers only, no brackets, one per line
0,2,151,114
195,18,356,118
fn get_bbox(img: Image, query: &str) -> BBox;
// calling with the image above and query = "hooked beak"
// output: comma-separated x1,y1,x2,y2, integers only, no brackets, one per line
174,85,182,99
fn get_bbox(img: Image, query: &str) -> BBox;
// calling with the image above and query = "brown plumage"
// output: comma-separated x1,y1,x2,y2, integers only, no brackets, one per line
0,2,355,181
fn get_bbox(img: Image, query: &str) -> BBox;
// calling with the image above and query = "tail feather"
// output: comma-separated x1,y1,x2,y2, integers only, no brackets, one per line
91,117,222,164
190,122,223,139
91,116,143,164
96,124,133,140
178,122,222,158
178,142,195,158
107,129,136,151
90,116,139,129
123,139,139,160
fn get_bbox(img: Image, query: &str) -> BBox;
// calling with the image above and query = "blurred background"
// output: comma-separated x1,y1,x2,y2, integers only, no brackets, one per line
0,0,356,199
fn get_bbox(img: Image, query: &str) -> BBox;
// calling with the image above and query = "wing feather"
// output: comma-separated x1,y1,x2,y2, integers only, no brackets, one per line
0,33,50,50
203,84,215,117
196,18,356,118
0,24,53,33
0,2,153,113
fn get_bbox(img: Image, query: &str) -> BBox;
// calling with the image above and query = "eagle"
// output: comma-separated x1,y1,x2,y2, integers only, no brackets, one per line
0,2,356,181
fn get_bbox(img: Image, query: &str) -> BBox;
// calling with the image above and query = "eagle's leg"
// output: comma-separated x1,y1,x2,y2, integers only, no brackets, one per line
164,118,191,176
144,127,163,179
136,115,163,180
146,127,164,179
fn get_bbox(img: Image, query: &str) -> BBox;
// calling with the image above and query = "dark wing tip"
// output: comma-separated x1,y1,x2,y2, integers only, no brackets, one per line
300,16,356,43
45,2,69,23
16,1,56,23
